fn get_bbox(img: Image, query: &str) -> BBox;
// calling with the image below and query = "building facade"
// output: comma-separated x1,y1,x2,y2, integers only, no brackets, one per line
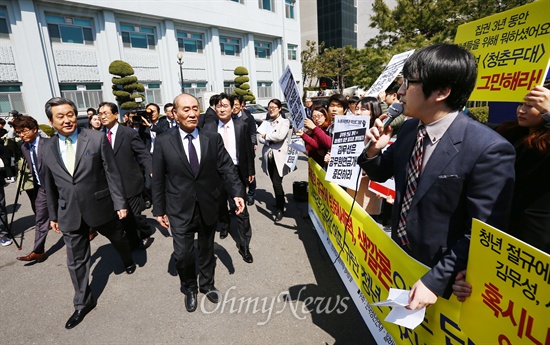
0,0,302,123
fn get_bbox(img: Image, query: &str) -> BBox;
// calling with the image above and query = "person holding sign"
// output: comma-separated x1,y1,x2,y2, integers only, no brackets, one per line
295,105,332,168
259,99,291,223
358,43,516,310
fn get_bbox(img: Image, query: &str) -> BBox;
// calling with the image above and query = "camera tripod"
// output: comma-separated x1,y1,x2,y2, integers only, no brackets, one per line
2,159,28,250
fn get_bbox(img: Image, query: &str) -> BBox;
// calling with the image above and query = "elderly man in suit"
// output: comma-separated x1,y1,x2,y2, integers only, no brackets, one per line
99,102,154,249
42,97,135,329
358,44,515,310
152,93,245,313
11,115,50,262
204,93,255,263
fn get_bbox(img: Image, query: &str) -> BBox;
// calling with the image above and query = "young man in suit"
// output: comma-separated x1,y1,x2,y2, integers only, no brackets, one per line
198,94,219,128
358,44,515,310
204,93,255,263
99,102,154,249
231,95,258,206
152,93,245,313
42,97,135,329
11,115,50,262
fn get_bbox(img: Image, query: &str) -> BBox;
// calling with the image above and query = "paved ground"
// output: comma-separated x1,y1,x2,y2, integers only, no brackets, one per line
0,154,375,344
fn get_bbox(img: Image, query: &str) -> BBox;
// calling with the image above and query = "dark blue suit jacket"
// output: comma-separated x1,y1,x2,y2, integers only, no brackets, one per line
359,112,515,297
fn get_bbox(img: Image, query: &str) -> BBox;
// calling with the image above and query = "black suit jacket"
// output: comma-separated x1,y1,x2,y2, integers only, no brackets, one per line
234,109,257,146
198,107,218,128
110,125,152,198
43,128,128,231
203,119,255,182
359,113,516,297
21,137,48,186
151,116,169,135
152,128,244,228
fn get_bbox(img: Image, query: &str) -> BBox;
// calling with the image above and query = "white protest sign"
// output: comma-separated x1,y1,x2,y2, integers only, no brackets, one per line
365,50,415,97
325,115,369,190
279,66,305,131
285,135,302,170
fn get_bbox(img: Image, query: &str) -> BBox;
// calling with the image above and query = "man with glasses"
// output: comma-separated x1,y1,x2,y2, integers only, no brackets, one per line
10,116,50,261
358,43,515,310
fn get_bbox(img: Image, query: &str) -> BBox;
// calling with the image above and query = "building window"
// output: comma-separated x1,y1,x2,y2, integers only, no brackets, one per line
0,85,26,114
220,37,240,56
285,0,295,19
46,14,93,44
258,0,273,11
224,82,236,95
184,82,207,108
120,24,155,49
145,83,162,104
0,8,10,37
354,23,357,33
257,82,272,98
287,44,297,60
254,42,271,59
229,0,244,3
177,31,204,53
60,84,102,112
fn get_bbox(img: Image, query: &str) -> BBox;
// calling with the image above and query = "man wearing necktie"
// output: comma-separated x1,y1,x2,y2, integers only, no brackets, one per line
164,102,177,129
152,93,245,313
41,97,135,329
99,102,154,250
10,116,50,262
358,44,515,310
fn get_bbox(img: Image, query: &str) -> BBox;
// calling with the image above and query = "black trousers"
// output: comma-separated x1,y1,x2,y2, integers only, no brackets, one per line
62,217,133,309
267,155,285,212
171,204,216,293
122,193,154,248
218,166,252,247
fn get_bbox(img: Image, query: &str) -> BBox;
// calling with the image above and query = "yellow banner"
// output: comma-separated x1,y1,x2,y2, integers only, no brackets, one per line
460,220,550,344
454,0,550,101
308,159,472,344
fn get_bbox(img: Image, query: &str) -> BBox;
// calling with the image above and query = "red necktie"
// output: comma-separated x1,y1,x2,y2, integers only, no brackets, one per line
107,130,112,145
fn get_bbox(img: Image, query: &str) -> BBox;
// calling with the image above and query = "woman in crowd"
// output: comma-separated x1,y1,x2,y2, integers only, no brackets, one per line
88,113,102,131
324,94,349,165
349,97,384,217
453,85,550,302
296,105,331,168
259,99,291,223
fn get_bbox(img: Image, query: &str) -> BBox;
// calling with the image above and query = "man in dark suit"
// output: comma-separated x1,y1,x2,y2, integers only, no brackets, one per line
152,93,245,313
99,102,154,249
204,93,254,263
198,94,219,128
42,97,136,329
231,95,258,206
11,116,50,262
358,44,515,310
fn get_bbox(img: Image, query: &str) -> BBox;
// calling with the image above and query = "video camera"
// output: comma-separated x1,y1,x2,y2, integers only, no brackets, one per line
130,109,152,125
7,110,22,126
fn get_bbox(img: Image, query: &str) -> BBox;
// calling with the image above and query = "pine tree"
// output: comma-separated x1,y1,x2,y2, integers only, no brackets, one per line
233,66,256,104
109,60,145,110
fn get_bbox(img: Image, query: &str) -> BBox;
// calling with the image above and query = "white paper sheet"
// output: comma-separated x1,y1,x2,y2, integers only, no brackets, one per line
371,288,426,330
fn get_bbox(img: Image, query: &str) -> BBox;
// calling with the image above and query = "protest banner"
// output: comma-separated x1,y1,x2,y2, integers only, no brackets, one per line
326,115,369,190
454,0,550,101
460,219,550,345
279,65,305,130
308,159,473,344
365,50,415,98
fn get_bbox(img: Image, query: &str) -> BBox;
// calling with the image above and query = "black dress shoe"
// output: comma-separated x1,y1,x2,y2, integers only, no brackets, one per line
247,198,254,206
274,210,284,222
184,291,198,312
142,236,154,249
125,263,137,274
220,224,229,239
238,245,253,263
200,287,220,304
65,300,97,329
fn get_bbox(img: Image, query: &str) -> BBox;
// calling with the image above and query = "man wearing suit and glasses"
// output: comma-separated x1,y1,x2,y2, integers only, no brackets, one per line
152,93,245,313
42,97,135,329
358,44,515,310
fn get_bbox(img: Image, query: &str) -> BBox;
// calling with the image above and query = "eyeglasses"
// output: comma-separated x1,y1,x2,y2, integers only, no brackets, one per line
268,107,279,110
15,128,32,136
404,78,421,89
215,104,231,109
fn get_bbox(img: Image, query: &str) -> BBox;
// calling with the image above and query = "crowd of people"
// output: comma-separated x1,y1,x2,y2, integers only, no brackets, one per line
0,43,548,329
